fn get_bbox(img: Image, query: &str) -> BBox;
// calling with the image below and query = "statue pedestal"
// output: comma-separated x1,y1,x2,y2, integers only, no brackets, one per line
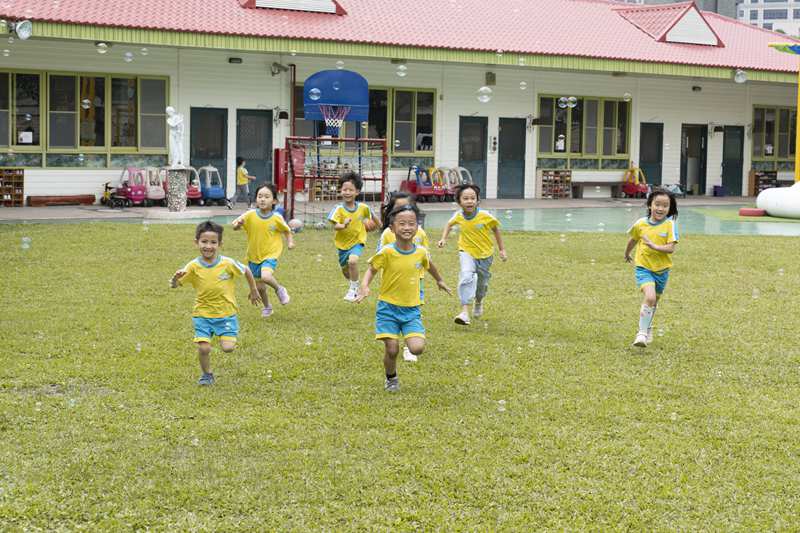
166,168,189,212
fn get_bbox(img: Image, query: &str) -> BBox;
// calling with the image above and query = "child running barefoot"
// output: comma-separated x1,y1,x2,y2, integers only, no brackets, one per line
378,191,429,362
356,204,451,392
170,221,261,385
232,183,295,318
437,184,507,325
328,172,381,302
624,187,679,347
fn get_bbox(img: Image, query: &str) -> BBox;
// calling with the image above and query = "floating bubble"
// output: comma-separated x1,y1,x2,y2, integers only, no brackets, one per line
497,399,506,412
483,322,488,330
305,336,313,346
525,289,534,300
595,185,601,192
528,339,535,347
140,48,149,56
626,208,632,212
308,87,321,101
752,288,760,300
289,49,298,57
123,52,134,63
96,42,109,54
516,346,522,353
504,209,512,220
599,227,605,232
464,359,470,366
7,36,13,44
135,342,142,352
21,236,31,250
1,49,8,57
81,98,91,110
496,49,504,58
623,92,632,102
559,237,566,243
335,60,345,69
560,233,566,238
394,139,401,148
567,96,578,108
590,259,596,265
67,398,77,408
519,81,527,90
558,96,568,109
597,222,605,227
191,437,200,447
77,153,85,163
657,328,664,337
332,81,341,91
23,113,31,122
396,64,408,78
565,212,572,217
476,86,493,104
361,122,368,131
670,412,677,421
778,268,785,276
315,253,322,262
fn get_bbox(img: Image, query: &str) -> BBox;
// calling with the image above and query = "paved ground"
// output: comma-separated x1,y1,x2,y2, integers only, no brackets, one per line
0,196,751,223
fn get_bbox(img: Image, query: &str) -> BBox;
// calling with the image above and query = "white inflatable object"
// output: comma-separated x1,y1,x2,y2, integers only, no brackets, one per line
756,182,800,218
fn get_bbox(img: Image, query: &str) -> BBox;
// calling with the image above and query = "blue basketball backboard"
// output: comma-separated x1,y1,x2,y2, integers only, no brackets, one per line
303,69,369,122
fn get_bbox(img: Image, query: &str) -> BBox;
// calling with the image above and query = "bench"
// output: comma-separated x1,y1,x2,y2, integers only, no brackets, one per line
28,195,96,207
571,182,622,199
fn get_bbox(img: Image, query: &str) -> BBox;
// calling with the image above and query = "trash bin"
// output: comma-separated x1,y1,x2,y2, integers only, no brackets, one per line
713,185,726,197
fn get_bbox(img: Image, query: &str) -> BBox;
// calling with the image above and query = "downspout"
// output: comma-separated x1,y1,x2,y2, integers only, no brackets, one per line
290,63,296,136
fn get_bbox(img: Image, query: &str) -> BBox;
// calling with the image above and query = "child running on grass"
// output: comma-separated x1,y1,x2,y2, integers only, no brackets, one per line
328,172,381,302
624,187,679,348
356,204,451,392
437,184,507,325
378,191,429,362
170,221,261,385
232,183,295,318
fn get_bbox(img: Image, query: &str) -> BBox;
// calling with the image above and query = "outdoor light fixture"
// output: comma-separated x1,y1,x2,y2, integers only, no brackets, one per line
270,62,289,76
273,107,290,126
8,20,32,40
692,85,702,92
228,57,243,64
734,69,748,84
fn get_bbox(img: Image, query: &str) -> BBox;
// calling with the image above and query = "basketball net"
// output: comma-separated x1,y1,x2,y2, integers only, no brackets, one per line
319,104,351,137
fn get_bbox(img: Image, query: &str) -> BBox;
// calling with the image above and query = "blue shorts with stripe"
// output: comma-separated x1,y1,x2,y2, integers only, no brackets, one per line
337,244,364,267
192,315,239,343
635,266,670,294
249,258,278,278
375,300,425,340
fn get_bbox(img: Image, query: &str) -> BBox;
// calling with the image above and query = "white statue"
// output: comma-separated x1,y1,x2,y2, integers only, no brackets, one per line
166,106,185,168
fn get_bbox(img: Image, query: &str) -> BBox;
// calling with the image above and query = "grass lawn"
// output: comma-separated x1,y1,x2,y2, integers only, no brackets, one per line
2,221,800,529
690,207,800,224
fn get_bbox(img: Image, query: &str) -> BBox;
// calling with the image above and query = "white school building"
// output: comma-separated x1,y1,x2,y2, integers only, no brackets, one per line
0,0,798,201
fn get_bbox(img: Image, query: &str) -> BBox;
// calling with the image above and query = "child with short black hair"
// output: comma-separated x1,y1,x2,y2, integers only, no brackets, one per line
357,204,451,392
232,183,295,318
438,183,507,325
624,187,679,347
171,221,260,385
328,172,381,302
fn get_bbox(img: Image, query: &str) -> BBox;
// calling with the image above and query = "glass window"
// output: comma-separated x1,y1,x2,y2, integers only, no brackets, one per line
779,108,790,158
753,108,765,157
750,10,758,19
415,92,434,151
791,110,797,157
763,8,786,17
538,97,554,153
140,79,167,148
584,99,598,154
0,73,9,146
554,106,568,153
293,85,324,137
765,108,775,155
111,78,137,147
569,98,583,153
14,73,40,145
367,89,388,139
795,8,800,18
393,90,414,151
49,75,77,148
762,22,773,29
80,76,105,147
602,100,616,156
616,101,629,154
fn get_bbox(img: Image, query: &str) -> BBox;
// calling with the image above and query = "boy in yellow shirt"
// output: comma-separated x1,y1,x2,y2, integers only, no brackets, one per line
357,204,451,392
438,184,507,325
171,221,260,385
232,157,256,208
327,172,381,301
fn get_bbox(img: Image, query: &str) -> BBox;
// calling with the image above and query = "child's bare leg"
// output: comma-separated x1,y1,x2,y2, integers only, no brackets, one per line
383,339,400,376
256,280,270,308
347,255,360,282
405,336,425,357
197,342,212,374
261,269,281,292
638,285,658,334
220,340,236,353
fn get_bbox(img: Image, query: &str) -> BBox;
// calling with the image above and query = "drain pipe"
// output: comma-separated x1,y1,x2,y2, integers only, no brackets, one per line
289,63,296,136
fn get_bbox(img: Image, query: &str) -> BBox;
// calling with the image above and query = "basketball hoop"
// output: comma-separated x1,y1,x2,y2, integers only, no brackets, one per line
319,104,351,137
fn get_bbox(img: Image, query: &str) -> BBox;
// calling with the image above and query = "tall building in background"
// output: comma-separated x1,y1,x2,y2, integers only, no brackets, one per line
616,0,738,19
737,0,800,35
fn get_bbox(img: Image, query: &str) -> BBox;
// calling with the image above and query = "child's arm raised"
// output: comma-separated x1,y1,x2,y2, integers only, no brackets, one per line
624,238,637,263
169,269,187,288
641,236,676,254
243,268,262,305
426,260,452,295
492,226,508,261
355,266,378,303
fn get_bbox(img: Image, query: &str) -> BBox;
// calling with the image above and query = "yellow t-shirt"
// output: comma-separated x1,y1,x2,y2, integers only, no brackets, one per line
378,227,429,279
241,209,291,263
368,244,430,307
178,255,246,318
328,202,373,250
446,208,500,259
236,166,250,186
627,217,679,272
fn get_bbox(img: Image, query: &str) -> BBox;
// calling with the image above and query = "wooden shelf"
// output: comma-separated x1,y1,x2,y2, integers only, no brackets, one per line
539,169,572,199
0,168,23,207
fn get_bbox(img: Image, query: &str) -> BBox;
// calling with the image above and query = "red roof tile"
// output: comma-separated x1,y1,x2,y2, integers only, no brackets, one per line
615,1,693,41
3,0,798,73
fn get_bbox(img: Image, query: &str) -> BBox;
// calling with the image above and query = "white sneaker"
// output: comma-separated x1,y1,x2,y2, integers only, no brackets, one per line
473,302,484,318
454,311,471,325
646,327,654,344
343,288,358,302
633,331,648,347
402,346,418,362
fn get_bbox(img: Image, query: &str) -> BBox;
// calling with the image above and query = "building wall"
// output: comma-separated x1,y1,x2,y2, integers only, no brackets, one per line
6,38,797,200
738,1,800,35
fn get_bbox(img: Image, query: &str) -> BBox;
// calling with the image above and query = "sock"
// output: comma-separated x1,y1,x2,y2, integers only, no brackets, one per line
638,304,655,333
386,372,397,380
349,280,359,290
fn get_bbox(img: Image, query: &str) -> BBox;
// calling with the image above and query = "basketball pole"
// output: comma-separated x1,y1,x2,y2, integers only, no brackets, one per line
769,43,800,182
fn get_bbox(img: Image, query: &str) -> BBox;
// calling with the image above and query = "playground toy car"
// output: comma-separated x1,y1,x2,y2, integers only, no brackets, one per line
118,166,147,206
144,167,166,207
199,165,227,206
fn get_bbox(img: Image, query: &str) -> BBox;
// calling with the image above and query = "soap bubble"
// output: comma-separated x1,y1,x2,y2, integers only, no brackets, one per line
567,96,578,108
623,92,632,102
752,288,760,300
305,336,313,346
81,98,91,110
21,236,31,250
396,64,408,78
335,60,345,69
140,48,149,56
528,339,535,347
308,87,321,101
7,36,13,44
670,412,677,421
519,81,527,90
394,139,401,148
657,328,664,337
77,153,85,163
595,185,601,192
23,113,31,122
497,399,506,412
476,86,493,103
558,97,568,109
778,268,785,276
560,237,566,242
525,289,534,300
361,122,368,131
1,49,8,57
123,52,134,63
504,209,512,219
191,437,200,447
597,222,605,227
565,212,572,217
496,49,504,58
332,81,341,91
464,359,470,366
290,49,297,56
590,258,596,265
315,253,322,262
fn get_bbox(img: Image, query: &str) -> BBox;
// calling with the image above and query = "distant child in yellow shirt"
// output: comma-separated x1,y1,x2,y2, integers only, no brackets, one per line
438,184,507,326
624,188,679,348
170,221,260,385
232,157,256,208
232,183,295,318
357,204,451,392
327,172,380,302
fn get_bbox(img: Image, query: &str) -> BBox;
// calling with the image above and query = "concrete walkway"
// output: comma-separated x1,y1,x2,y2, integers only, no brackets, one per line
0,196,752,223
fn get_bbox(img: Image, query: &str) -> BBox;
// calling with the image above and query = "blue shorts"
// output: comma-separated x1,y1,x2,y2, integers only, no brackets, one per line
249,258,278,278
337,244,364,268
375,300,425,340
192,315,239,343
635,266,670,295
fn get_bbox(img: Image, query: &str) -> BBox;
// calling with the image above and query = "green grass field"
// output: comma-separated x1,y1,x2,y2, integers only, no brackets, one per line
2,221,800,529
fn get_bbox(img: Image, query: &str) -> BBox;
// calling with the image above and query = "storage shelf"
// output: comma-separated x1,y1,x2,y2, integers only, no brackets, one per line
0,168,23,207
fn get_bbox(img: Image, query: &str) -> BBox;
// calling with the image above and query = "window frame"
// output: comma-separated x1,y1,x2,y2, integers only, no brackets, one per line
753,105,796,167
